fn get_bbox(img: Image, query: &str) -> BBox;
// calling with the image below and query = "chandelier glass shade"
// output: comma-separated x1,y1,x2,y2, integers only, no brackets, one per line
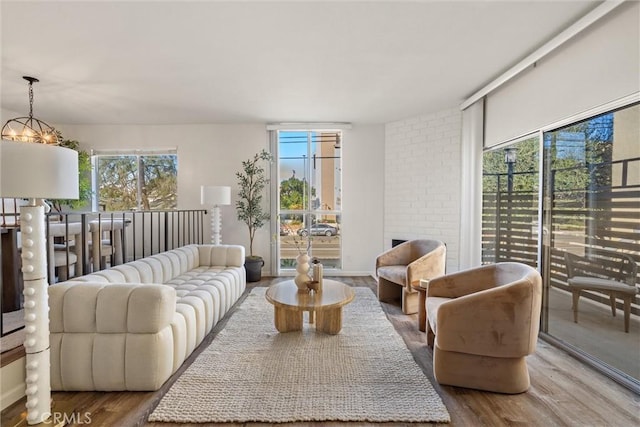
1,76,59,145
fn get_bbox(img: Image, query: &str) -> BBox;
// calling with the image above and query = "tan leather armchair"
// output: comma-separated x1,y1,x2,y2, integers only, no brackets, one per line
376,239,446,314
426,262,542,394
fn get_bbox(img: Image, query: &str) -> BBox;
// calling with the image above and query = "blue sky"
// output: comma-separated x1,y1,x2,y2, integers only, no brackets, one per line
278,131,317,181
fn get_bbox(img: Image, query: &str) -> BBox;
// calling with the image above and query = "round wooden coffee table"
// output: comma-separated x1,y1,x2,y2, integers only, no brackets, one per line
265,279,355,334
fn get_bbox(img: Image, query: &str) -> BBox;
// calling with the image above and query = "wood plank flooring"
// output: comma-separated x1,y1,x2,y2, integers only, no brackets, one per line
2,276,639,427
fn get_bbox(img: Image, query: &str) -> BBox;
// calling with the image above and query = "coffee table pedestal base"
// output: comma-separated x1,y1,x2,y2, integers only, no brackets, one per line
316,308,342,334
266,280,354,335
274,307,303,332
273,307,343,334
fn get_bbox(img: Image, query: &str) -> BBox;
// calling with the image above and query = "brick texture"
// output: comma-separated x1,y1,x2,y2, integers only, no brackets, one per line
384,108,462,272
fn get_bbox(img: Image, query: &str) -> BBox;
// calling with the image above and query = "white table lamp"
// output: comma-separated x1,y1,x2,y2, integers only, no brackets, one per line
1,139,79,425
200,185,231,245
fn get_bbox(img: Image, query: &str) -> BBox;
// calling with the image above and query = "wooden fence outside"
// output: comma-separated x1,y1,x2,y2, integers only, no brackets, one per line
482,157,639,314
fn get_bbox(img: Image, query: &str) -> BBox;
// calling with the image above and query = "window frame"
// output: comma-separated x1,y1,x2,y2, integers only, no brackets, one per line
91,148,178,212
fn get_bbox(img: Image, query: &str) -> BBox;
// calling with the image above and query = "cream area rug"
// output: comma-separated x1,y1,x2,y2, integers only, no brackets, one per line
149,287,450,423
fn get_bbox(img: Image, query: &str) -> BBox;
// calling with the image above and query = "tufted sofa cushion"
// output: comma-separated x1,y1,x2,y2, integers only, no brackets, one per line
49,244,245,391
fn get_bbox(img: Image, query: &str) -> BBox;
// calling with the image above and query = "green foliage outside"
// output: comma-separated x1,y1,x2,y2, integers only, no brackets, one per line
278,175,324,234
482,138,539,194
279,175,315,210
482,114,616,249
97,155,177,211
547,117,613,194
483,114,614,196
138,156,178,209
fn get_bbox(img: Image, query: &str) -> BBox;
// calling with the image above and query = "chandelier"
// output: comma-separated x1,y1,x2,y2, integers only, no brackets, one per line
1,76,59,145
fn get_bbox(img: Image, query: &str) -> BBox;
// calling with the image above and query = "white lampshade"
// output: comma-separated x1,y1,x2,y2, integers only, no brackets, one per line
1,139,79,198
0,139,79,425
201,185,231,206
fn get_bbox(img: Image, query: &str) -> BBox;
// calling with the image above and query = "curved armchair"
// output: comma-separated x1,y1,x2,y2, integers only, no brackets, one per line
426,262,542,394
376,239,446,314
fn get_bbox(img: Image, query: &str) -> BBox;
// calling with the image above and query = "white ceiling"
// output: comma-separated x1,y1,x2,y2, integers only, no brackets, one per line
1,0,600,125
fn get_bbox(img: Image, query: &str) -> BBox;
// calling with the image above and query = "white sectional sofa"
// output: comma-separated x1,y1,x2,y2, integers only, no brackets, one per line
48,244,246,391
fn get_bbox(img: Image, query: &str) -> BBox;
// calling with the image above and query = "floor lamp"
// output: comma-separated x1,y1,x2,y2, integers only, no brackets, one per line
200,186,230,245
1,140,78,425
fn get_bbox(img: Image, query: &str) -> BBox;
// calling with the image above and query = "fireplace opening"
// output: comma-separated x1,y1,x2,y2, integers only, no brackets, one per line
391,239,407,248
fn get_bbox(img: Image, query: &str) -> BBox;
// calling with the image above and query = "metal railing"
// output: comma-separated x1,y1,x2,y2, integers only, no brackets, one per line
45,209,207,281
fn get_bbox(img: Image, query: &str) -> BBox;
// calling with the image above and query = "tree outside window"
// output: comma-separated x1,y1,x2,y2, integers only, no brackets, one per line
94,153,177,211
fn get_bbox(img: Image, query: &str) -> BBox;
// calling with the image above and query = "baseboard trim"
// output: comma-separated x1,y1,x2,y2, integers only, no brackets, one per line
0,357,26,411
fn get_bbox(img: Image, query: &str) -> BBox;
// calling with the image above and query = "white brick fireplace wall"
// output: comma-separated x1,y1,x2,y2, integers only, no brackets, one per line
384,107,462,272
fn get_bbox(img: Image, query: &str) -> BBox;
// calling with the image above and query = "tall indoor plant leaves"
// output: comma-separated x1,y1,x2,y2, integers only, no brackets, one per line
236,149,273,257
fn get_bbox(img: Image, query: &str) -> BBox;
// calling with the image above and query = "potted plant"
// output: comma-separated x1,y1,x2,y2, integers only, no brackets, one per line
236,149,273,282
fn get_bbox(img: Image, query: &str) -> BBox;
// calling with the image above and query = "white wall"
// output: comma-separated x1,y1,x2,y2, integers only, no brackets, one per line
56,122,385,275
1,108,22,123
341,125,385,274
57,123,273,271
384,107,462,273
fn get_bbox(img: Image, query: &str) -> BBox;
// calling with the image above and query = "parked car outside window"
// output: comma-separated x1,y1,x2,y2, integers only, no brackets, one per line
297,223,338,237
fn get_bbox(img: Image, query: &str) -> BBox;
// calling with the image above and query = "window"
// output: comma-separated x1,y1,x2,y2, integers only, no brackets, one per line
482,135,540,267
92,150,178,211
276,130,342,271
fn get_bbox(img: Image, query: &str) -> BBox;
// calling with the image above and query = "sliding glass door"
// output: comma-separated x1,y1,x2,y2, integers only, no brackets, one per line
481,103,639,387
541,104,639,382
